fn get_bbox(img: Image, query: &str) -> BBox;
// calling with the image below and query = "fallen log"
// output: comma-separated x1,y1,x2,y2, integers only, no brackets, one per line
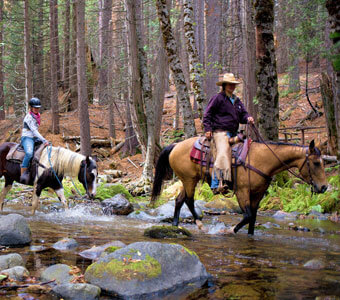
110,141,125,155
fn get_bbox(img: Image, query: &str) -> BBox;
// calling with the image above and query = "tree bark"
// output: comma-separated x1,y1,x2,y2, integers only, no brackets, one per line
53,0,62,88
63,0,71,92
320,73,338,155
255,0,279,141
204,0,221,101
70,2,78,111
156,0,196,138
242,0,257,121
325,0,340,159
0,0,4,120
98,0,112,105
76,0,91,156
33,0,46,108
24,0,33,107
183,0,206,120
50,0,60,134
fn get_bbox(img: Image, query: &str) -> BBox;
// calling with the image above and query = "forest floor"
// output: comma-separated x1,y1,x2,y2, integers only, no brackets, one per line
0,71,331,182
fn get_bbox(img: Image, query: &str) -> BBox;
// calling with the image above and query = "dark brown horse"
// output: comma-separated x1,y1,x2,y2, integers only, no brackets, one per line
151,137,328,235
0,142,98,215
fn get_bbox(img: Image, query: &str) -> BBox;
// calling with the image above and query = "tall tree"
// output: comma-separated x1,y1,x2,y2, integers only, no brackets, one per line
63,0,71,92
32,0,46,108
255,0,279,141
205,0,222,101
242,0,257,121
24,0,33,106
183,0,206,119
50,0,60,134
70,1,78,110
76,0,91,156
325,0,340,158
156,0,196,138
0,0,4,120
98,0,113,105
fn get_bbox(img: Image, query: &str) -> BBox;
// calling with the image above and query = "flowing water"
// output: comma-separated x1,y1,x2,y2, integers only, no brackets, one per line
1,202,340,300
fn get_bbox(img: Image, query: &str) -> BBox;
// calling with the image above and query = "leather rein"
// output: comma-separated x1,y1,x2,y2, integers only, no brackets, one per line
248,124,316,187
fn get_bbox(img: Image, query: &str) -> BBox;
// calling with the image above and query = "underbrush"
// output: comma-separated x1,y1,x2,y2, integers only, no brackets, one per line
260,166,340,214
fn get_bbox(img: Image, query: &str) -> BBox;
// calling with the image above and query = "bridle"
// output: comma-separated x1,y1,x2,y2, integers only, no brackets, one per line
249,124,315,187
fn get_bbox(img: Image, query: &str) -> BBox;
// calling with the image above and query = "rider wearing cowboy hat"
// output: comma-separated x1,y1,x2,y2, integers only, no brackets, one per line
203,73,254,192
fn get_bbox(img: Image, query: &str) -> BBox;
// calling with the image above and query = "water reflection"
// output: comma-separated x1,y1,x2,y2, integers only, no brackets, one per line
1,204,340,299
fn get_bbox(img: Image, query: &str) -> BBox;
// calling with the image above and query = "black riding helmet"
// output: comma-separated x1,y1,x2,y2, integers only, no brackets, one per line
29,97,41,108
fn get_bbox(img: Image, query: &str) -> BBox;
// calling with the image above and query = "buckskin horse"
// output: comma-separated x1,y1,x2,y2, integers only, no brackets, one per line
151,136,328,235
0,142,98,215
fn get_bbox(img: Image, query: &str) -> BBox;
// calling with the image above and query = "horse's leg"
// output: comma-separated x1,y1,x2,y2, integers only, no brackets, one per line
232,189,253,234
247,194,262,235
53,187,68,210
0,178,13,211
31,184,39,215
181,178,204,230
173,188,186,227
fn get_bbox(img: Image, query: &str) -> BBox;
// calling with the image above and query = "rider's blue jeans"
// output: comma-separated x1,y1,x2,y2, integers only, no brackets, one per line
211,131,235,189
21,136,38,168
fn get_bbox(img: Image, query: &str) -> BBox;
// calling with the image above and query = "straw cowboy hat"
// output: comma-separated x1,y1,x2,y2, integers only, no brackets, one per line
216,73,241,86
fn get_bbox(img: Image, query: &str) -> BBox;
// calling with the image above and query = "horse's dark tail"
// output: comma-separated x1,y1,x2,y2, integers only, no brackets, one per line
150,144,176,205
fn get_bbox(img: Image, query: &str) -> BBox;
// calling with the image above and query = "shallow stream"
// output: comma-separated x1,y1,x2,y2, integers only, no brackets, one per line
1,202,340,300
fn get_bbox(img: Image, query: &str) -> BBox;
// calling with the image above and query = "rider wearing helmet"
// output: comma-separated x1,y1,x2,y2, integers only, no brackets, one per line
20,97,49,184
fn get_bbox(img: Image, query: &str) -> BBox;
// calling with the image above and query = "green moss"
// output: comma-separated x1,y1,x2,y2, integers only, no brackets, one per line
194,182,214,201
180,245,198,257
96,183,134,202
104,246,121,254
144,225,192,239
87,254,161,281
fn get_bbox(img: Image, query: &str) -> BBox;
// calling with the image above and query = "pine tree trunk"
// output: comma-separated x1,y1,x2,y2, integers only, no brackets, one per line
63,0,71,92
242,0,257,121
156,0,196,138
33,0,46,108
124,0,147,153
70,2,78,111
76,0,91,156
320,73,338,155
0,0,4,120
54,0,62,88
183,0,206,120
325,0,340,159
50,0,60,134
255,0,279,141
98,0,112,105
205,0,221,101
24,0,33,106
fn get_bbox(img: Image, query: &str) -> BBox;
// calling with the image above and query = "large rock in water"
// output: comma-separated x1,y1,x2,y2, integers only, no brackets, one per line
84,241,210,299
0,214,31,246
101,194,134,215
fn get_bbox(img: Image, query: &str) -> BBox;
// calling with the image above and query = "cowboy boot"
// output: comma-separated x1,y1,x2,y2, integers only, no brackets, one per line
20,167,30,184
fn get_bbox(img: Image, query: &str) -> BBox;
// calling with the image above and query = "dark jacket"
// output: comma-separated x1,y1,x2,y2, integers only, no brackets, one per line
203,91,249,133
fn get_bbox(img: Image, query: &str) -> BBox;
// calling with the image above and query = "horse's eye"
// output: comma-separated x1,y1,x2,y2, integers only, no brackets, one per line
313,162,321,167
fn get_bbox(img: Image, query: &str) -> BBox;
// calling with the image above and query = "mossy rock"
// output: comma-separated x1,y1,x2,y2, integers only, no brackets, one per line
96,184,133,202
204,197,239,211
87,254,161,281
216,283,262,300
144,225,192,239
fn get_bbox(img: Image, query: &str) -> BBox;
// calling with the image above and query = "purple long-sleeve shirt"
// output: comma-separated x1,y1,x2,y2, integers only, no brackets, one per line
203,91,249,133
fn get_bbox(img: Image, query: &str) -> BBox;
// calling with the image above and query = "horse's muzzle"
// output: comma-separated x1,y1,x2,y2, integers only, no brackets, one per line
313,184,327,194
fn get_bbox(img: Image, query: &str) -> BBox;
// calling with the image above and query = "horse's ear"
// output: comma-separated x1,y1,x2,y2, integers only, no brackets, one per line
86,156,91,164
309,140,315,154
